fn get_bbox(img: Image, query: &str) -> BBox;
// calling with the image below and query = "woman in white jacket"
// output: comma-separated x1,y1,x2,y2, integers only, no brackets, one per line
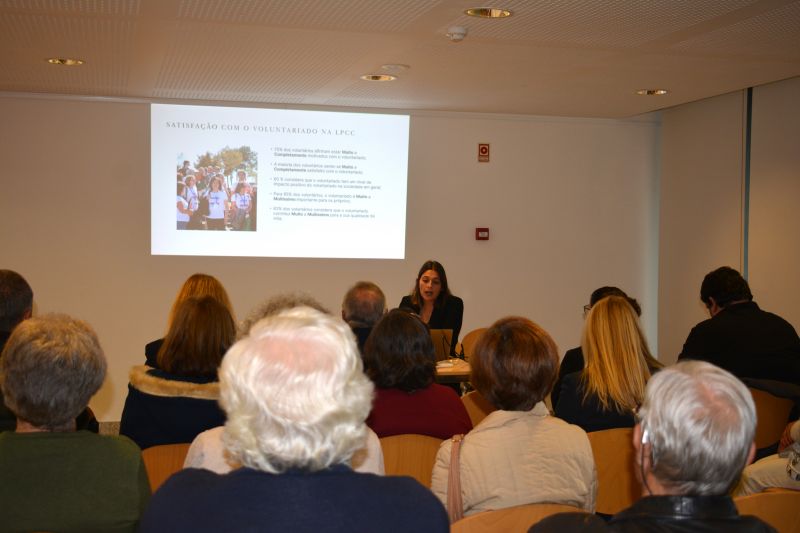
430,316,597,519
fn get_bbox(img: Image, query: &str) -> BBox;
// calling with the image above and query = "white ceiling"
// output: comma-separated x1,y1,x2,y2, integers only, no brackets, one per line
1,0,799,118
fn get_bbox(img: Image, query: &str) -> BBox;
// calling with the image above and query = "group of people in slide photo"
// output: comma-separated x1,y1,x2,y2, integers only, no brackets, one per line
176,159,257,232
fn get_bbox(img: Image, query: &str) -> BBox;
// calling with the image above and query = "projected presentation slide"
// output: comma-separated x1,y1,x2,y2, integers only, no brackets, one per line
151,103,409,259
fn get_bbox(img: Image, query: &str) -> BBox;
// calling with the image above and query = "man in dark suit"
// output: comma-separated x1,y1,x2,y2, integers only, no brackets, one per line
677,266,800,383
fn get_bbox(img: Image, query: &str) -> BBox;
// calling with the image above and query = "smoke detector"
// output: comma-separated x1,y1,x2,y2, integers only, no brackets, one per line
446,26,468,42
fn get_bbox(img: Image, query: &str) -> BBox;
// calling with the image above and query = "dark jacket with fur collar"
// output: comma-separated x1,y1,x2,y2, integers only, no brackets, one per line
119,366,225,450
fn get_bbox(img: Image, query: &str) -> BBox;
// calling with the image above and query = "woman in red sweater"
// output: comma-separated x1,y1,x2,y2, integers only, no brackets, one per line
364,309,472,439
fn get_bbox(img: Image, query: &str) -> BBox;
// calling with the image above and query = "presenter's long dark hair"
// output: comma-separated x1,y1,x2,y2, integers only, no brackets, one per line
410,260,452,308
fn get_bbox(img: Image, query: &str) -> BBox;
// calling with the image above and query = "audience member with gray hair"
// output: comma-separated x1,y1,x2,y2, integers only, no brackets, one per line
531,360,776,532
141,307,448,532
0,269,98,433
185,293,384,475
0,314,150,532
342,281,386,351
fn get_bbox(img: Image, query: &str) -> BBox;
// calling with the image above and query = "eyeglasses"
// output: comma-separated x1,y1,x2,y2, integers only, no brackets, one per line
582,304,591,317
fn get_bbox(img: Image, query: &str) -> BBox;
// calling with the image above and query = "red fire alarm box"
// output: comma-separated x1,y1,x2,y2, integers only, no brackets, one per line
475,228,489,240
478,143,490,162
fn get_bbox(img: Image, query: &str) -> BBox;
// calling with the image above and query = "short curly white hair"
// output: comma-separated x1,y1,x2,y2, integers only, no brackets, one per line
220,306,374,473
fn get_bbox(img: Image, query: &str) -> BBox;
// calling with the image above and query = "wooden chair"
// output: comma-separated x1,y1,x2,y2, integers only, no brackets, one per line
735,489,800,533
379,434,443,488
459,328,487,362
587,428,640,515
461,390,496,427
141,442,191,492
451,503,586,533
749,387,794,450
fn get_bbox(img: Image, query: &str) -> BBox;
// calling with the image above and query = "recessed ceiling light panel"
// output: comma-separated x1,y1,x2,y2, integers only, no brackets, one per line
360,74,397,82
465,7,512,18
636,89,669,96
46,57,85,66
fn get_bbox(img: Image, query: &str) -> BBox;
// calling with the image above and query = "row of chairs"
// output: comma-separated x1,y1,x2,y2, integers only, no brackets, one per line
379,429,637,515
141,438,800,532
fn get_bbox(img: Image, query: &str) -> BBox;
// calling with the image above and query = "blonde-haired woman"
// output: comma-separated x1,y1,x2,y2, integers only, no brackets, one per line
555,295,661,432
144,273,235,367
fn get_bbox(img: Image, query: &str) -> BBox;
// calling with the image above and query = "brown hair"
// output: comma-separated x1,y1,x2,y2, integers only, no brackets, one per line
363,309,435,392
471,316,559,411
157,296,236,378
410,260,452,308
166,273,234,330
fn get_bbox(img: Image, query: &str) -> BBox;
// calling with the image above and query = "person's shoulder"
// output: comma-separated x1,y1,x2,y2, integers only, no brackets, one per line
355,472,448,513
429,382,462,400
447,295,464,307
530,512,610,532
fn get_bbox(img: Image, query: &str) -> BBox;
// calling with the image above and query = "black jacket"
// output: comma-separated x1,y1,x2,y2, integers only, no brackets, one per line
678,301,800,383
530,495,776,533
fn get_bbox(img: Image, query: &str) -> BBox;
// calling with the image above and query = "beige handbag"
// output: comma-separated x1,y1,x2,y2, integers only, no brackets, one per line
446,434,466,523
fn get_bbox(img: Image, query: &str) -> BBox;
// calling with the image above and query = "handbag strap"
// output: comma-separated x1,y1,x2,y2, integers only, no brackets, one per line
447,433,465,523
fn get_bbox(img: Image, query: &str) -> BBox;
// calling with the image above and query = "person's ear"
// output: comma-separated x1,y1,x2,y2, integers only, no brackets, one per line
745,442,756,466
341,310,347,321
708,297,724,317
23,307,32,321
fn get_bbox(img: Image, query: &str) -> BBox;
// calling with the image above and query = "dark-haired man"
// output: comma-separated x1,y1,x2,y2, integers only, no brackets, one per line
678,266,800,383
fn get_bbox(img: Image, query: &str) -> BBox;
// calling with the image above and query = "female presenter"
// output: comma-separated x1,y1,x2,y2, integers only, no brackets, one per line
399,260,464,354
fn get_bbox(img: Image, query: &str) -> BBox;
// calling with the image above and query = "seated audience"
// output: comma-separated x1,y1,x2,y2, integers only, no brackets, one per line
0,269,98,433
552,286,643,407
679,266,800,383
184,293,383,475
121,296,235,449
145,273,235,367
736,419,800,495
531,361,775,532
139,307,449,532
556,295,660,432
430,316,596,518
0,314,149,532
342,280,386,352
364,309,472,439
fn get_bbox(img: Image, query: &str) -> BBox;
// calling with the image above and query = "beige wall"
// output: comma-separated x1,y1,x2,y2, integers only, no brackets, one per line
749,77,800,330
658,91,746,364
658,75,800,364
0,96,660,420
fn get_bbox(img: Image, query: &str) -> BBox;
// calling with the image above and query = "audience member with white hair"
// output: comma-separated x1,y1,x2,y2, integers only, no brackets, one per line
184,294,384,475
530,360,776,532
0,314,150,532
141,307,448,532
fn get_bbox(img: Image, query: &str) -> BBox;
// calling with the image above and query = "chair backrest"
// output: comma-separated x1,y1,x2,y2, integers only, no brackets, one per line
451,503,586,533
749,387,794,450
379,433,443,488
141,442,192,492
459,328,487,362
735,489,800,532
461,390,496,427
587,428,640,515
